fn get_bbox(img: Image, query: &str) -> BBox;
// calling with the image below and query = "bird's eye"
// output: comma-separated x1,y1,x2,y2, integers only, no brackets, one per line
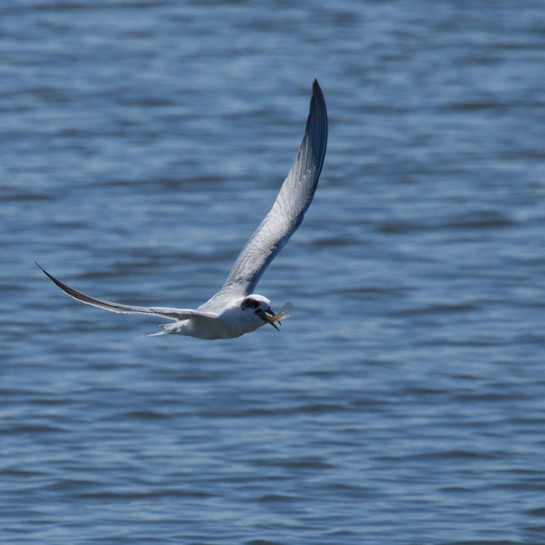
241,298,259,310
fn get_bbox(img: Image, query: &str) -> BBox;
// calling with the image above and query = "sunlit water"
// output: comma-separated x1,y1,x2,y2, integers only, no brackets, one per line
2,2,545,544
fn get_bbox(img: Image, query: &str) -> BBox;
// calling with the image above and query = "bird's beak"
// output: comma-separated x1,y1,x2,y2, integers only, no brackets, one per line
257,307,282,330
257,303,294,331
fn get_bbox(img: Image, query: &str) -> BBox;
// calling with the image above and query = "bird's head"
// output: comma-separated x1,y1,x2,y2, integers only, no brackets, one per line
240,295,293,331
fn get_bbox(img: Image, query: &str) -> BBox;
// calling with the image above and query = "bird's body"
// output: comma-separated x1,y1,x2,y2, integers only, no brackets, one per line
38,80,327,339
157,295,293,340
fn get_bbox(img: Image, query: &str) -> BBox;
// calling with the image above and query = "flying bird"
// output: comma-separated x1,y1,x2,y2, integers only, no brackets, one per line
37,80,328,339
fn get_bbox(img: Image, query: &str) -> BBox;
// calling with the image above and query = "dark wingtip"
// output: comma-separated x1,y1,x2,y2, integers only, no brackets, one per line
307,79,328,180
35,261,49,277
36,261,65,290
35,261,80,300
311,79,324,109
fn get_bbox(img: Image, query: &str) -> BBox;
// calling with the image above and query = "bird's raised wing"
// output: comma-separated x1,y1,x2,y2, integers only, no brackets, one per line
36,263,214,321
203,80,327,308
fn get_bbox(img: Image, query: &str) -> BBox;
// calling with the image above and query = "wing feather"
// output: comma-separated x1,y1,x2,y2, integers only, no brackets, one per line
36,263,211,321
203,79,327,307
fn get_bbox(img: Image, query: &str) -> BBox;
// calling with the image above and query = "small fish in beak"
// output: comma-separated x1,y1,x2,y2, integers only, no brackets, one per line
256,302,294,330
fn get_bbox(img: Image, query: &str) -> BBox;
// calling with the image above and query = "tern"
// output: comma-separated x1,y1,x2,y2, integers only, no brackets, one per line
37,80,327,339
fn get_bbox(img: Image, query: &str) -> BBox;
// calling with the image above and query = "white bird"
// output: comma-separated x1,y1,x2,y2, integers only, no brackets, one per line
37,80,328,339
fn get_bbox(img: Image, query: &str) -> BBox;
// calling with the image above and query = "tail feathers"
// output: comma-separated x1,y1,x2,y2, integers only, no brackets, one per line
147,322,180,337
147,329,169,337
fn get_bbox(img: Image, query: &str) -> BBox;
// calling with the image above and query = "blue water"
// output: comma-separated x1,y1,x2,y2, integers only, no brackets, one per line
2,1,545,544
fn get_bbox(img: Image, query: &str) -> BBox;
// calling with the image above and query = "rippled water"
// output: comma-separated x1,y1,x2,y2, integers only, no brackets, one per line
2,1,545,544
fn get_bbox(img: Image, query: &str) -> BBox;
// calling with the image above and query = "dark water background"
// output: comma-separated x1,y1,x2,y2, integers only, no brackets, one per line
2,1,545,544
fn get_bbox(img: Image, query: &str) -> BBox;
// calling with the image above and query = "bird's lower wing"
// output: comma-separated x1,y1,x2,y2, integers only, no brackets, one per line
36,263,211,321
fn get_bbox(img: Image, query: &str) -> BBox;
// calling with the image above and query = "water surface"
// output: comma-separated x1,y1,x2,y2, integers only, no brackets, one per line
2,1,545,544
